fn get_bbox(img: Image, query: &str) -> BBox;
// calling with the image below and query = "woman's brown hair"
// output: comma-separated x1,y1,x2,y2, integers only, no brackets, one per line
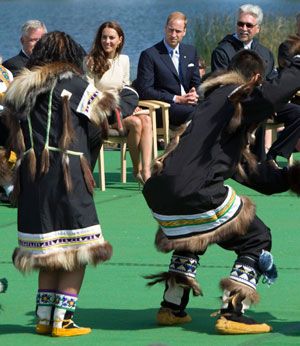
87,21,125,78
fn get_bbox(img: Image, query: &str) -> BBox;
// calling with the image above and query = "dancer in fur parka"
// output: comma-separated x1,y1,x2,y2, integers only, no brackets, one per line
2,31,118,337
143,46,300,334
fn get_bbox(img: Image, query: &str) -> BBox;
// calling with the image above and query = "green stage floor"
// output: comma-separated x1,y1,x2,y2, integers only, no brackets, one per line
1,150,300,345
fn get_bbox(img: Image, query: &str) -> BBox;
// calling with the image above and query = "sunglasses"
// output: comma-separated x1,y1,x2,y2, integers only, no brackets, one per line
237,21,257,29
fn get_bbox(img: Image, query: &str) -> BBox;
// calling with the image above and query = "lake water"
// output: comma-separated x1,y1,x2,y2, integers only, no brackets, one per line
1,0,299,78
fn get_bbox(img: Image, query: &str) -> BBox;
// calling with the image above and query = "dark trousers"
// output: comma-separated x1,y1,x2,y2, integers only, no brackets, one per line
162,215,271,311
267,103,300,160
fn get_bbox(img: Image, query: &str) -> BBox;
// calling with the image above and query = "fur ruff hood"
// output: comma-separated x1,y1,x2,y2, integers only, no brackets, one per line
198,71,247,99
2,62,119,198
198,71,256,135
199,70,259,178
4,62,118,124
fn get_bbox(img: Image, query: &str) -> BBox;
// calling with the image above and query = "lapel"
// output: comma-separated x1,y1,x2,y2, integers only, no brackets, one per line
157,41,180,81
179,44,188,87
19,50,28,58
19,50,29,64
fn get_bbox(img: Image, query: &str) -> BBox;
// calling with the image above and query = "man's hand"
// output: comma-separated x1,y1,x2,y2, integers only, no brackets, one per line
175,87,199,104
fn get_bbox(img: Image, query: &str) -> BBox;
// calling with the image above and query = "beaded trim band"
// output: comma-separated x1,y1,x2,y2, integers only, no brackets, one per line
54,293,77,312
229,262,260,290
36,290,55,306
169,254,198,278
152,186,241,239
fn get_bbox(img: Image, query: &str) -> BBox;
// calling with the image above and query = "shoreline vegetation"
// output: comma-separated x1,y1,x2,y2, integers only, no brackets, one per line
192,15,296,71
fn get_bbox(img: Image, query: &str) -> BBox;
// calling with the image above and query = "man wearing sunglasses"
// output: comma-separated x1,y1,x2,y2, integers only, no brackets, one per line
211,4,275,79
211,4,300,164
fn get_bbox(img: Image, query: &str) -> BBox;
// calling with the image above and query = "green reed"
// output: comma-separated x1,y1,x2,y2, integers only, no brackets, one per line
190,15,296,70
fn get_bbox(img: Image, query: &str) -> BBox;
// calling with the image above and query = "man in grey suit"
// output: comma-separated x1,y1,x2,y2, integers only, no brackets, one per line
135,12,201,127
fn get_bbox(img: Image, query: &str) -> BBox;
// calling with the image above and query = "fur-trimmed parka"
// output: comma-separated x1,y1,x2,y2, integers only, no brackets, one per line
143,60,300,253
3,62,118,272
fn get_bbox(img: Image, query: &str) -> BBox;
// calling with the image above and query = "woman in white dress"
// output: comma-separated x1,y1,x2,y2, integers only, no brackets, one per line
85,21,153,184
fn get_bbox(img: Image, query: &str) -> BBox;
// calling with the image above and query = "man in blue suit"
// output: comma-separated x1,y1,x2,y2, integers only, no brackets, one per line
135,12,201,127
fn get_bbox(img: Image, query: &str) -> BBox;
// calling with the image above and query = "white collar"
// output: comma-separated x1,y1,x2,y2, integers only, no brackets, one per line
233,33,253,49
163,39,179,55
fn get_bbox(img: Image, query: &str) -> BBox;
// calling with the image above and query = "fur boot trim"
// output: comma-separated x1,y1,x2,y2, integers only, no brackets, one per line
155,196,255,253
220,278,259,305
144,271,202,296
12,241,113,273
287,161,300,196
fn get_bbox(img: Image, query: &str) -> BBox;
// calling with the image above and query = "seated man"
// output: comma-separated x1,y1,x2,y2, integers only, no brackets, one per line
134,11,201,127
211,4,300,163
3,19,47,76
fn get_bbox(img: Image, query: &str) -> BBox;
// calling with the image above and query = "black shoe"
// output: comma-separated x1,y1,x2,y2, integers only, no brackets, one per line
0,192,10,203
157,139,165,150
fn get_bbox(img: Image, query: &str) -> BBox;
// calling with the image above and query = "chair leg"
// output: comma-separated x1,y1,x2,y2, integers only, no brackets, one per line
271,127,277,143
161,108,170,146
120,141,127,183
150,109,158,159
98,146,105,191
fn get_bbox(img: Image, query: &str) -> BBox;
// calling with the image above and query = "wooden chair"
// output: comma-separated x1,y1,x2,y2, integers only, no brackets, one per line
265,119,294,165
98,103,159,191
98,129,127,191
139,99,181,150
146,100,172,146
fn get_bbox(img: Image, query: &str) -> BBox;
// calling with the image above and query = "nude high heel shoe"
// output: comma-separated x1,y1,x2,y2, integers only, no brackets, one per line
133,172,145,189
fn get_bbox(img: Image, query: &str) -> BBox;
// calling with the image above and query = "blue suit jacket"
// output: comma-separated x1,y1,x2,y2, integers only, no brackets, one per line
135,40,201,103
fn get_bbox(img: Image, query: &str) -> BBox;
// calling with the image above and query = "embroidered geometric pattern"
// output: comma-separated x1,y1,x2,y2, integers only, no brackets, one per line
18,224,104,254
54,293,77,312
169,254,198,278
229,263,260,290
152,186,242,238
36,290,55,306
76,83,100,118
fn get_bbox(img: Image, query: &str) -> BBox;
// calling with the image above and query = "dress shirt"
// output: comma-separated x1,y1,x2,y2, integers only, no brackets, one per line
233,33,253,49
164,40,186,97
